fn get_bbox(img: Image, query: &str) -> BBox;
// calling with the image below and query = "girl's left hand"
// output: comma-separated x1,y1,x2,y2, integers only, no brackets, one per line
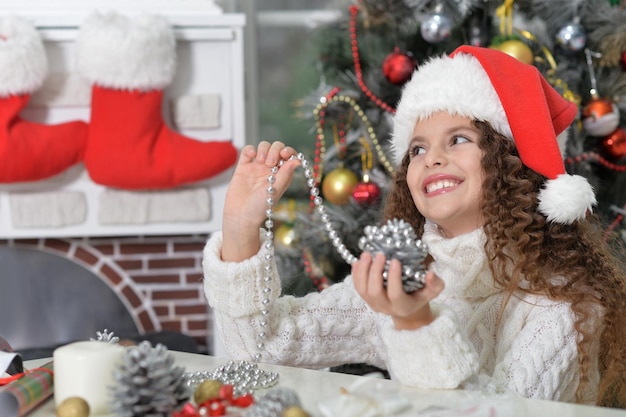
352,252,444,330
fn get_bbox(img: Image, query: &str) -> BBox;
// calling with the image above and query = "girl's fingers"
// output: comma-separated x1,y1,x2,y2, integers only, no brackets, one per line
272,155,300,195
351,252,372,295
238,144,257,164
384,259,405,298
367,253,387,295
418,271,445,301
255,141,273,163
266,141,287,166
253,141,298,171
280,146,297,161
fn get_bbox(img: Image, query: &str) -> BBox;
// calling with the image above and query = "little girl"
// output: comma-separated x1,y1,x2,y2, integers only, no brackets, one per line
203,45,626,407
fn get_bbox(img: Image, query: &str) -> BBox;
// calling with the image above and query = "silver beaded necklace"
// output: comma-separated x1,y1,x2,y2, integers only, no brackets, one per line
180,153,427,398
257,153,358,362
182,360,279,396
258,153,428,362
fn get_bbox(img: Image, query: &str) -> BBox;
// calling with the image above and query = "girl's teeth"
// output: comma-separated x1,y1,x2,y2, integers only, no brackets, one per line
427,180,457,193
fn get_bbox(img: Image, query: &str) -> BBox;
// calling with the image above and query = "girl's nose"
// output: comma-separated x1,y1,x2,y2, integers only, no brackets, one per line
424,146,447,168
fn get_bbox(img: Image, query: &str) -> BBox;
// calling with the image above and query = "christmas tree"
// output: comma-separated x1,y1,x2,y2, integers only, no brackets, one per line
274,0,626,296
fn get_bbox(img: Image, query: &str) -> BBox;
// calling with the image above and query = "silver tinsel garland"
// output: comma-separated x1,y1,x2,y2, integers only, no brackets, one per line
358,218,428,293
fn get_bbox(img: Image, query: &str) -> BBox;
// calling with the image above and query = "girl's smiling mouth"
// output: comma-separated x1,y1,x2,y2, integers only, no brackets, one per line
423,175,462,195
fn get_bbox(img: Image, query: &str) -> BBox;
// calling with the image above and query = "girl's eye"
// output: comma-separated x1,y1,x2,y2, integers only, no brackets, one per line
452,135,471,145
409,144,426,157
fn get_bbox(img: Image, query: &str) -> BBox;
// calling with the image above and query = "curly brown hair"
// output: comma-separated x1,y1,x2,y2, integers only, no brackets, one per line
383,121,626,407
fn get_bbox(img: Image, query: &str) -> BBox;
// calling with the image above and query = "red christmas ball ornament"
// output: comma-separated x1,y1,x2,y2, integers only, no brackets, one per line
601,128,626,160
352,180,381,206
621,49,626,72
382,48,416,85
582,96,620,137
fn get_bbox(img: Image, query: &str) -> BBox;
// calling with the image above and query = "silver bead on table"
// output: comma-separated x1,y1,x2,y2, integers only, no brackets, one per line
182,360,279,397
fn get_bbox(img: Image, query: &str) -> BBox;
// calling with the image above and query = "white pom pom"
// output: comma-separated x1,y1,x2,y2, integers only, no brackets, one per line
538,174,596,224
76,12,176,90
0,16,47,96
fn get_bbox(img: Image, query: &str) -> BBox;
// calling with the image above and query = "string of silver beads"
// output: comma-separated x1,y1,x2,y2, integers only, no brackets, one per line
258,153,359,362
182,360,279,397
259,154,429,360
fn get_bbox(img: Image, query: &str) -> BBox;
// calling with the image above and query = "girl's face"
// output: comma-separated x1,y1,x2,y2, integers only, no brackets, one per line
406,112,485,238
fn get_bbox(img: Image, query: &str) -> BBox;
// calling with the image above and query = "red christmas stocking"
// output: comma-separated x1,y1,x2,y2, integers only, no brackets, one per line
76,12,238,190
0,16,87,183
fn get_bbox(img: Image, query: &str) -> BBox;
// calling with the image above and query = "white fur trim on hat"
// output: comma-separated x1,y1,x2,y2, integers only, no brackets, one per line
391,53,511,166
76,11,176,91
538,174,596,224
0,16,47,97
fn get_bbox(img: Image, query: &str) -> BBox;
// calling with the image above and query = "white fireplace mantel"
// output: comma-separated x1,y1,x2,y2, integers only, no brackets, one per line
0,1,231,28
0,6,246,239
0,0,223,13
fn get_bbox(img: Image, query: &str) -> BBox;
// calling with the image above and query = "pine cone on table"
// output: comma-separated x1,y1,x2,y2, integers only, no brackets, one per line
109,341,188,417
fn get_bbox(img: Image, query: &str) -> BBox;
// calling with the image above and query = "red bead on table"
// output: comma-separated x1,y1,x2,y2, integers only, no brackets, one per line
172,402,200,417
218,384,234,402
232,393,255,407
207,401,227,417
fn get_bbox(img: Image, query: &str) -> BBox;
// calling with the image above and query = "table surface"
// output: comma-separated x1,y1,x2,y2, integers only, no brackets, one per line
24,351,626,417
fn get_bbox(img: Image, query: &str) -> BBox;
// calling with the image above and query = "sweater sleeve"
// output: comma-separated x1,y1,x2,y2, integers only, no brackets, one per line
202,231,385,369
381,303,479,389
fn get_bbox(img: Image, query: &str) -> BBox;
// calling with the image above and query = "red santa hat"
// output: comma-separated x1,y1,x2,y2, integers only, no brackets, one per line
391,45,595,225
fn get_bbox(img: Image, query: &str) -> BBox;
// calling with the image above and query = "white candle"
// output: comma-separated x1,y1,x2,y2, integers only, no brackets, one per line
53,341,126,416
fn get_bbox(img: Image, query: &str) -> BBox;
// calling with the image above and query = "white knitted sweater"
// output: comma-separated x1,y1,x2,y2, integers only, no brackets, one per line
203,222,598,403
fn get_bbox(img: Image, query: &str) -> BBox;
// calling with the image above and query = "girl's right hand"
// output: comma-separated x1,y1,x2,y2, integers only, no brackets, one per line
352,252,444,330
221,141,300,262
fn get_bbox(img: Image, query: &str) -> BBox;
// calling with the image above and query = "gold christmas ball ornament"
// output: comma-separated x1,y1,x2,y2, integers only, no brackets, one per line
193,379,223,404
281,406,312,417
56,396,90,417
491,39,534,65
275,222,300,250
321,167,359,205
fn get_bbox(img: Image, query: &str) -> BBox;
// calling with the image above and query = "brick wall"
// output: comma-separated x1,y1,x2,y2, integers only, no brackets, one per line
0,234,213,353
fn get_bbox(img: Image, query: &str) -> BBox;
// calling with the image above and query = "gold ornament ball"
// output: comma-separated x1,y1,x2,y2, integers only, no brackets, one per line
275,222,299,250
321,167,359,205
281,406,312,417
193,379,223,405
56,397,90,417
492,40,534,65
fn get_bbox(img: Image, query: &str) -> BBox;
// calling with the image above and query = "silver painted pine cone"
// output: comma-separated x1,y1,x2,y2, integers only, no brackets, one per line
109,341,188,417
358,218,428,293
